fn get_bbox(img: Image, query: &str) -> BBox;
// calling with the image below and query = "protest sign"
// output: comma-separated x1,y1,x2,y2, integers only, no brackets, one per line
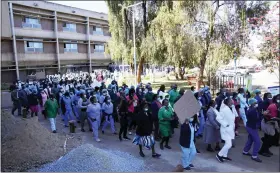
174,91,201,124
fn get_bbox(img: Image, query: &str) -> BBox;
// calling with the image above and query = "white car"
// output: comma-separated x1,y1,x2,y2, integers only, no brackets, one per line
216,66,248,76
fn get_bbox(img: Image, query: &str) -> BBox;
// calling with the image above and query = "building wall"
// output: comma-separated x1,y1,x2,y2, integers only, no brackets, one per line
1,1,12,38
1,1,112,83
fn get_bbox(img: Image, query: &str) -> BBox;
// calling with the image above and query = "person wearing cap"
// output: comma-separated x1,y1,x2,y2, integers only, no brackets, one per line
254,89,263,104
242,98,262,162
101,96,117,134
87,96,102,142
169,84,179,108
44,94,59,133
99,89,108,104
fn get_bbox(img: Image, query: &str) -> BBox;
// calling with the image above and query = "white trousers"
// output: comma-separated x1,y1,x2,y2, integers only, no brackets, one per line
49,118,56,131
218,139,232,157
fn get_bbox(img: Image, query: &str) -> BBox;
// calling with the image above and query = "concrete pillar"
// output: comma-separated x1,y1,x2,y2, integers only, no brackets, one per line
9,2,19,80
54,11,61,72
87,17,92,73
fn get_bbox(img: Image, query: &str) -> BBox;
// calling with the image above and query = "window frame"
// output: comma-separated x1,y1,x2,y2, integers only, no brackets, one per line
64,43,78,53
22,17,41,29
92,26,103,35
63,23,77,32
25,41,43,53
93,44,104,53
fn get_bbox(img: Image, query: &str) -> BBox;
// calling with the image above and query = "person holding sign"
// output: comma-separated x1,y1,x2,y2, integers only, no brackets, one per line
179,117,197,170
158,99,174,150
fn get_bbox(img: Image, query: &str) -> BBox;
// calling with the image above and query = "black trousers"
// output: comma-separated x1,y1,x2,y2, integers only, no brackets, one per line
119,114,128,137
128,112,137,131
152,119,160,139
113,102,119,122
259,134,274,153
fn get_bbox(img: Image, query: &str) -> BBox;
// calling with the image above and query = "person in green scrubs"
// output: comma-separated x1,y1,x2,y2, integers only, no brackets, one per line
45,94,59,133
169,84,179,108
158,99,174,150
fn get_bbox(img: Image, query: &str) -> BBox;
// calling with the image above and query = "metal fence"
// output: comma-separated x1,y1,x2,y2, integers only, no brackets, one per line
211,75,246,95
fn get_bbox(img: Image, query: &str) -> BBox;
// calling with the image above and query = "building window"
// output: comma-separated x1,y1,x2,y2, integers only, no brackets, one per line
25,41,43,52
93,26,103,35
22,17,41,29
63,23,76,32
64,43,78,52
94,44,104,52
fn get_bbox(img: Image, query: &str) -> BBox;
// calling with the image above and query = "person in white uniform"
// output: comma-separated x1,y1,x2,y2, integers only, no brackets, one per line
215,98,236,163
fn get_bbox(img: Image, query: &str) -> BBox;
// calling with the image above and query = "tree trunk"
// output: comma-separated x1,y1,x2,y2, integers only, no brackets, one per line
179,71,185,80
137,57,145,83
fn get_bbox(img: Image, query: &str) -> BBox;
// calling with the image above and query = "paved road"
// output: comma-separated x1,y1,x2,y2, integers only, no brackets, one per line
14,111,277,172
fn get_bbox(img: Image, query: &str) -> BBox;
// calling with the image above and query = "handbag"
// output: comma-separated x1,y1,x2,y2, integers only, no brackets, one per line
171,113,179,128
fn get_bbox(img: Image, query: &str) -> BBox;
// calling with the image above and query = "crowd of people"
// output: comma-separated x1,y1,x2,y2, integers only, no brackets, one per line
9,74,280,170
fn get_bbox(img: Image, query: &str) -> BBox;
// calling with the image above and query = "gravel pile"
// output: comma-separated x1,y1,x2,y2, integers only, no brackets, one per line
39,144,151,172
1,110,66,172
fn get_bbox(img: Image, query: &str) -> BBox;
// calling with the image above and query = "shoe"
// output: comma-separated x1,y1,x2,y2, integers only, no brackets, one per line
96,138,101,142
123,136,131,140
207,147,215,152
222,157,232,161
160,143,164,150
119,136,122,141
221,140,225,143
113,132,118,135
139,152,145,157
232,145,235,148
196,149,201,154
152,153,161,158
52,130,57,133
216,154,224,163
81,129,85,132
242,152,252,156
215,146,221,151
102,130,104,134
189,164,194,168
184,166,191,170
77,121,80,123
89,129,93,132
251,157,262,163
129,132,132,135
165,145,171,149
268,150,273,156
258,152,271,157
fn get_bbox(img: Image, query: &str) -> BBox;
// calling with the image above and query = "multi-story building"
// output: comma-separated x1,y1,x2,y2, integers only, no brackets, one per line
1,1,111,83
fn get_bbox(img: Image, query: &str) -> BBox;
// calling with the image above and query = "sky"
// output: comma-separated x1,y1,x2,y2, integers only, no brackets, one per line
49,1,108,14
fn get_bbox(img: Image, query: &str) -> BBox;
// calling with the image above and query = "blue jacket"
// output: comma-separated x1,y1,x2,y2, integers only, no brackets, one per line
62,96,73,110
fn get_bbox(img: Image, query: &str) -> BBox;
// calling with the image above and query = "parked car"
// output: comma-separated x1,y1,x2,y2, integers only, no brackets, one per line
216,66,248,76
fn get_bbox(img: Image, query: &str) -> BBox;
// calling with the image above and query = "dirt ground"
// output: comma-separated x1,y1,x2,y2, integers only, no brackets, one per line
1,110,82,172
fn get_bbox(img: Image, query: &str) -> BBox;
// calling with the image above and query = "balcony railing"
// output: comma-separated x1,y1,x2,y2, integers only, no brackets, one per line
22,23,41,29
93,31,104,36
25,47,43,52
64,48,78,52
63,27,76,32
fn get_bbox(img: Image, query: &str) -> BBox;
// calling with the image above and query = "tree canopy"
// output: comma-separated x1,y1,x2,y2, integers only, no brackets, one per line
106,0,272,85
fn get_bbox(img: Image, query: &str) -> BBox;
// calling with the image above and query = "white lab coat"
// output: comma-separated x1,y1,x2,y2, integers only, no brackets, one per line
216,104,235,141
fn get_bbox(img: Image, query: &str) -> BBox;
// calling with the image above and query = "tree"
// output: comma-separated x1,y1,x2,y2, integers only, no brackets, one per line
256,2,279,79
